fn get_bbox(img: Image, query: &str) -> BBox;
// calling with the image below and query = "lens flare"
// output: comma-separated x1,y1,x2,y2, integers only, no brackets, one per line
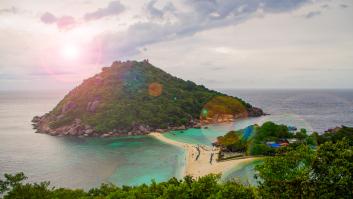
193,96,249,145
148,82,163,97
61,44,79,59
38,39,103,83
200,96,247,125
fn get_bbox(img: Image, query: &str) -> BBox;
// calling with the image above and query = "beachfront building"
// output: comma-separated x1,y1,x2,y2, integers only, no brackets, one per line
266,138,298,148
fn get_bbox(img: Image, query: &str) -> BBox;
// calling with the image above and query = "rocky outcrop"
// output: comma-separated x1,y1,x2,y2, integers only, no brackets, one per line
32,116,197,137
32,106,265,138
32,115,97,137
32,111,264,137
62,101,76,113
86,99,100,112
199,106,265,125
326,126,342,133
247,107,265,117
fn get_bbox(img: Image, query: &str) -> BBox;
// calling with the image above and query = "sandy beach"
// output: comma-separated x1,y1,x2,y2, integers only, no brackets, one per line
149,132,258,178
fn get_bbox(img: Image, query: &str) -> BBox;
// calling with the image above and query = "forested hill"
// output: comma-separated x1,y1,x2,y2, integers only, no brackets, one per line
32,60,264,137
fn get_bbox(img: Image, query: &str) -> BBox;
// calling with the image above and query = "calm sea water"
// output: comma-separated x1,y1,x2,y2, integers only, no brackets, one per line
0,91,185,189
1,89,352,189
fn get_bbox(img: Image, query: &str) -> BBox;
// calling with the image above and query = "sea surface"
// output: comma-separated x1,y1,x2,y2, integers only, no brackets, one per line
0,89,352,189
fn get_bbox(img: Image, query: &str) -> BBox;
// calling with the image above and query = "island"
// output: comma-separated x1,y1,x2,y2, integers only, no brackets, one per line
32,60,264,137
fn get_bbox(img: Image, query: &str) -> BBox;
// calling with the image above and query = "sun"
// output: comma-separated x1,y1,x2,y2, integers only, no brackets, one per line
61,44,80,59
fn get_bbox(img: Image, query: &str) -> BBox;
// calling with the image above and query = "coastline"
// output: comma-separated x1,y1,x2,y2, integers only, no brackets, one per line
32,113,265,138
149,132,259,179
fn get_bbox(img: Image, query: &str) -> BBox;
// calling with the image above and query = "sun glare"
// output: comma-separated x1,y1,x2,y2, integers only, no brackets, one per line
61,44,80,59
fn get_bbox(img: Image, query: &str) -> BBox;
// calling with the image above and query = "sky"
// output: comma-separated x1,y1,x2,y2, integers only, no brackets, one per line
0,0,352,90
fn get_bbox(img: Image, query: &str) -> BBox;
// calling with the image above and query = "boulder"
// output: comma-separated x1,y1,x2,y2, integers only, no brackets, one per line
247,107,264,117
31,116,41,123
62,101,76,113
176,125,186,130
85,129,94,135
56,114,65,120
101,133,110,138
87,100,100,112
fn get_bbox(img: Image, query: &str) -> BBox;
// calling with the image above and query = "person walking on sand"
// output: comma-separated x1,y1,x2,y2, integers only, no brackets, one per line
210,153,214,164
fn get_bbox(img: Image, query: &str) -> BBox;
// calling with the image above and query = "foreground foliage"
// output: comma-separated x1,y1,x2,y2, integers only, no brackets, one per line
257,139,352,199
0,174,256,199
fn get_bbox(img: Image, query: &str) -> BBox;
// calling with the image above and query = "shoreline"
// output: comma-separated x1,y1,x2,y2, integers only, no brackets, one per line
149,132,259,179
32,111,265,137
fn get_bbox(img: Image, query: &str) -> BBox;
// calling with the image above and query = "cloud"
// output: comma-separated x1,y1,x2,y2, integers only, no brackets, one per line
95,0,311,60
209,66,225,71
84,0,125,21
321,4,329,9
0,73,18,80
146,0,176,18
0,6,18,14
305,11,321,18
40,12,57,24
340,4,349,9
40,1,125,30
199,77,225,85
29,70,75,76
40,12,77,30
56,16,77,30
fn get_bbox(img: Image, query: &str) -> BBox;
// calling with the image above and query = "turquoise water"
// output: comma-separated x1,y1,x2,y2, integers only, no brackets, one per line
106,136,185,186
222,159,262,186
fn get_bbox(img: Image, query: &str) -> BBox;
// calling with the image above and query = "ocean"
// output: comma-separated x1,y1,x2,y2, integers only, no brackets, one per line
0,89,352,189
226,89,353,133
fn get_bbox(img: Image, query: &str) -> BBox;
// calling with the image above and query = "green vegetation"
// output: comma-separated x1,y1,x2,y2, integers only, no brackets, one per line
217,122,295,155
0,174,256,199
217,121,352,156
40,60,261,134
217,131,247,153
1,138,352,199
256,139,352,198
312,126,353,145
201,96,248,119
249,122,292,155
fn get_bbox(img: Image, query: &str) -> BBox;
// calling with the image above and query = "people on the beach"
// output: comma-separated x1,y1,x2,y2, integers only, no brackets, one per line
210,153,214,164
195,145,201,160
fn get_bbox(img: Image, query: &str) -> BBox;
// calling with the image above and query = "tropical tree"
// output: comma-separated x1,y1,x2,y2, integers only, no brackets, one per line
255,145,315,198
